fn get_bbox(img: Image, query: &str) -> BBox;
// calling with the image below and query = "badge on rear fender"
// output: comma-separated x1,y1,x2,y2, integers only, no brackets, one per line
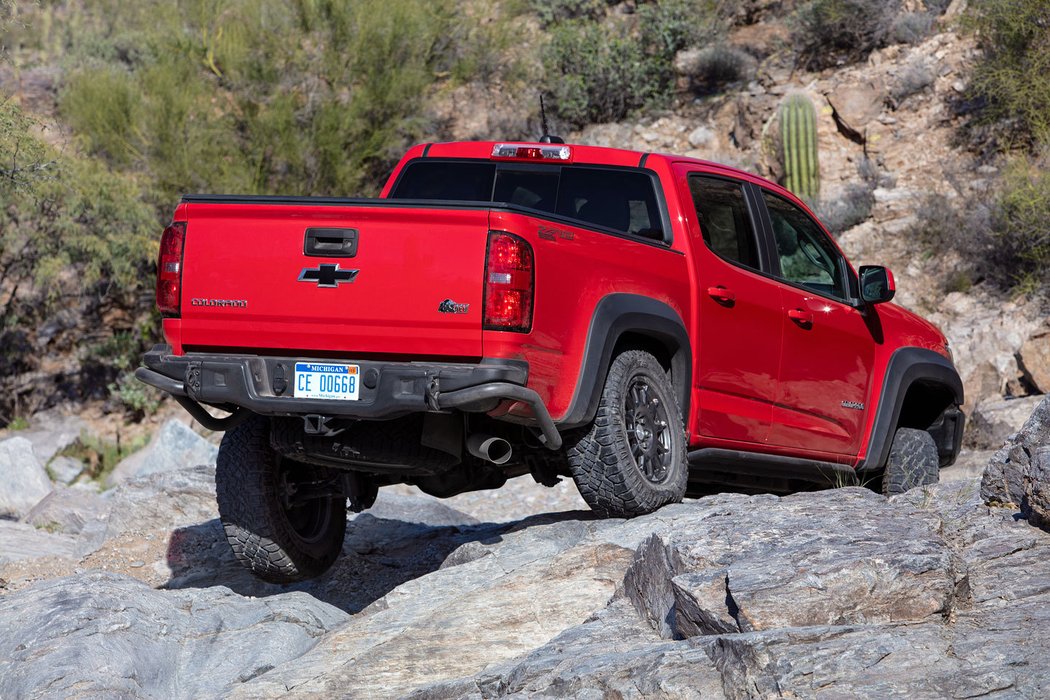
438,299,470,314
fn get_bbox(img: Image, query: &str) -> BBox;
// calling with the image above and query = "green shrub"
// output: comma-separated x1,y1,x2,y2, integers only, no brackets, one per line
915,157,1050,296
891,12,935,45
816,183,875,234
530,0,608,26
544,21,657,126
54,0,461,202
988,158,1050,292
791,0,901,70
890,58,936,106
542,0,723,126
963,0,1050,152
682,44,756,93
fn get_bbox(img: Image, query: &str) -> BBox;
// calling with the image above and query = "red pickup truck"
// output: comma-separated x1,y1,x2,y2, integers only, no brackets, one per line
138,140,964,582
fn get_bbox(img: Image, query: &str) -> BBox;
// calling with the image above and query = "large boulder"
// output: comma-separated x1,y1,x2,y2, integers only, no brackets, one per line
981,394,1050,510
0,572,348,700
622,488,953,639
0,437,53,519
106,419,218,487
1019,326,1050,394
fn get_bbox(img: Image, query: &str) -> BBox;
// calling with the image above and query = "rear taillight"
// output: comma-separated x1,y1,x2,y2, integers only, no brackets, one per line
156,222,186,316
484,231,534,332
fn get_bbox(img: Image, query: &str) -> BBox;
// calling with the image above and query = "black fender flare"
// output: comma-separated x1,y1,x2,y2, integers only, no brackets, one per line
858,347,964,471
558,293,691,429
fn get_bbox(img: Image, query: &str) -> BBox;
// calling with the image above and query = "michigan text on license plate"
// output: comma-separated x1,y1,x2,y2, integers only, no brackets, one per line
293,362,360,401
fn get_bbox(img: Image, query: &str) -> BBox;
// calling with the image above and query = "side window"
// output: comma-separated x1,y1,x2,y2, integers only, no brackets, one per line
688,175,760,270
762,190,847,299
557,167,663,239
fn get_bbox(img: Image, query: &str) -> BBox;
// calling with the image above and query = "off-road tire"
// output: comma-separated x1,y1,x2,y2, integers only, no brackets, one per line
881,427,939,496
216,415,347,583
567,350,688,517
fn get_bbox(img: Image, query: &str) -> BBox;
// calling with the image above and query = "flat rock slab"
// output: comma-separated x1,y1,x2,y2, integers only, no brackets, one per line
0,520,77,565
0,572,349,700
233,516,632,699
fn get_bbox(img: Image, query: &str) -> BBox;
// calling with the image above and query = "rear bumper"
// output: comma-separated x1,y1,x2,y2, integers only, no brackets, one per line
136,345,561,448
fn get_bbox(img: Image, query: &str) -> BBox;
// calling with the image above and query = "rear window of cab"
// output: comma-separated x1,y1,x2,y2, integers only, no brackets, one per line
389,159,665,241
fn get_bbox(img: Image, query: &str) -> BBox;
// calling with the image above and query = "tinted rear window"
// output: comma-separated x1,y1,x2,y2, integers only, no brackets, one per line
389,160,664,240
388,161,495,201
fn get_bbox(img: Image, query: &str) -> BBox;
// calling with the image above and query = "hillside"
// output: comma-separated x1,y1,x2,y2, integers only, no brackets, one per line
1,0,1048,447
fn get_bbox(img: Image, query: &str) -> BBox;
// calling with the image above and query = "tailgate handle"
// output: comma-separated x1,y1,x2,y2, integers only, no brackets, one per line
304,228,358,257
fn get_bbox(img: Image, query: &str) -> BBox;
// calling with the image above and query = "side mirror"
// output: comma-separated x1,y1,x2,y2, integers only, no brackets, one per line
859,265,896,304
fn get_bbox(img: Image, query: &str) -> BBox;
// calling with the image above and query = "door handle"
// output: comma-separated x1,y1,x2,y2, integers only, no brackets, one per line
788,308,813,325
707,286,736,303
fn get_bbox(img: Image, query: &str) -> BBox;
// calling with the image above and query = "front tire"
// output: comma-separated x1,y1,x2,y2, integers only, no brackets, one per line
216,415,347,583
881,427,939,496
567,350,688,517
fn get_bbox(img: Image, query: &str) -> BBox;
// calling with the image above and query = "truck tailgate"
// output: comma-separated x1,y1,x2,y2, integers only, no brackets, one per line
178,201,487,357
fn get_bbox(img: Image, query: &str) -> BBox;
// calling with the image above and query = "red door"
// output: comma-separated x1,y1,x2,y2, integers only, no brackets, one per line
680,170,783,445
758,189,876,457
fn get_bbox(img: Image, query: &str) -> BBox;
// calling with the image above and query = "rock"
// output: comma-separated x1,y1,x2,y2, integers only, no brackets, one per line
106,419,217,487
826,79,886,142
410,600,725,700
232,516,632,699
21,485,108,536
0,437,53,519
1019,328,1050,394
1023,446,1050,529
687,125,715,148
46,455,84,485
968,395,1046,450
623,489,953,637
104,464,219,538
982,394,1050,508
0,572,349,699
0,520,78,564
17,412,87,464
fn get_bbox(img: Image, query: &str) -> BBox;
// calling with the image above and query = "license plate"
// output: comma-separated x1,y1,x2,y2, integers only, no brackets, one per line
293,362,360,401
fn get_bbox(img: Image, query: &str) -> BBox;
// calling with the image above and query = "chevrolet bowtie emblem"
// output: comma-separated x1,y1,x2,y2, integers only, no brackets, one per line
298,263,359,288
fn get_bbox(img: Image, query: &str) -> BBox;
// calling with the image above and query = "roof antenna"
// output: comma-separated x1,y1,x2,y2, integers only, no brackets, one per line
538,95,565,144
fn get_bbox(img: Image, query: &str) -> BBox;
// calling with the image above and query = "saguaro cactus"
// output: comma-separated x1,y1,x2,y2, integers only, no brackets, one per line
779,93,820,201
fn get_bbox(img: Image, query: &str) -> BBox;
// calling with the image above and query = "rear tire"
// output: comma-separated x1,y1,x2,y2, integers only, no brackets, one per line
216,415,347,583
567,350,688,517
881,427,939,496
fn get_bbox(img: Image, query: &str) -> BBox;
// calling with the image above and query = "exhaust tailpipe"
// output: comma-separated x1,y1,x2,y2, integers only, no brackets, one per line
466,434,513,465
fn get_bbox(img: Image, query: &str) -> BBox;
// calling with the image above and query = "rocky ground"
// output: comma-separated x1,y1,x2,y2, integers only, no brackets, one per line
0,397,1047,699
